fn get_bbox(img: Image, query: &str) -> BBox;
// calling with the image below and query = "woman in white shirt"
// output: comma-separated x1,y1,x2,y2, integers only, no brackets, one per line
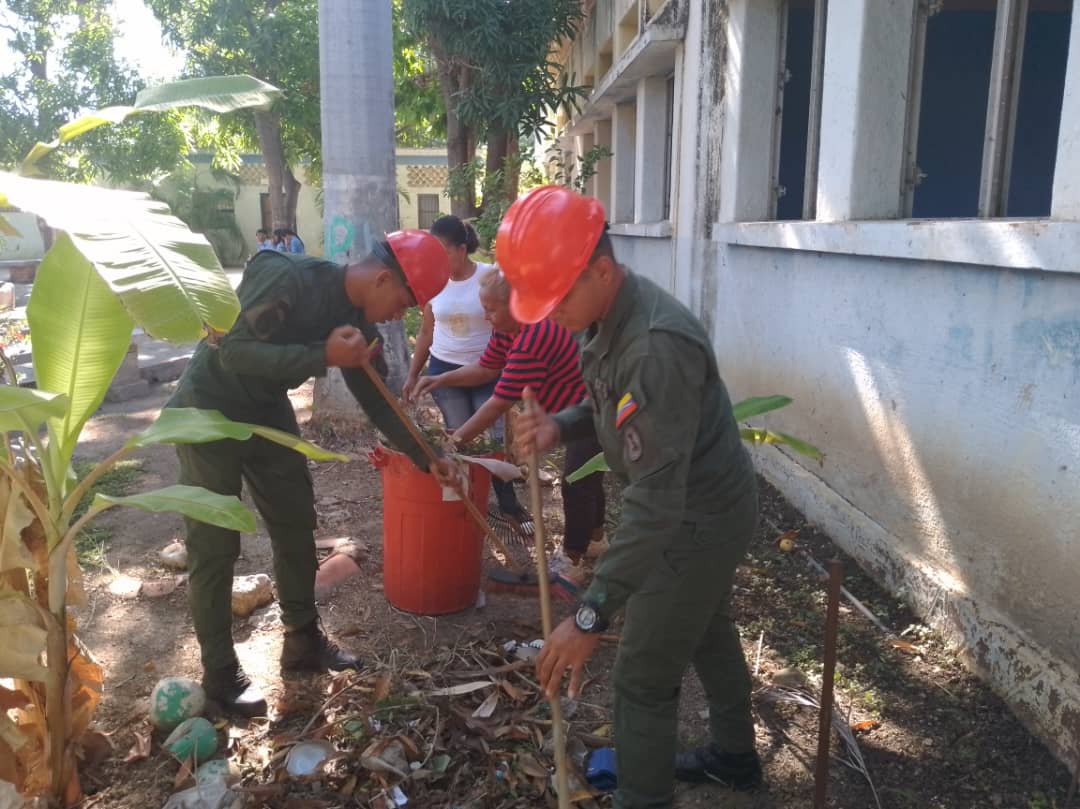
403,216,529,526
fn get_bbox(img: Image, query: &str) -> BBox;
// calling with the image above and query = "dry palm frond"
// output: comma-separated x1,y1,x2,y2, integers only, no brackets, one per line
757,685,883,809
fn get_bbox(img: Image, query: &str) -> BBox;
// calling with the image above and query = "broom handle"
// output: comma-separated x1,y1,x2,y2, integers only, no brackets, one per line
526,397,571,809
359,360,521,571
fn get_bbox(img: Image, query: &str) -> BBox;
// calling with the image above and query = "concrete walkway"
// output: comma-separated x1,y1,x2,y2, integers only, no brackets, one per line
4,267,245,400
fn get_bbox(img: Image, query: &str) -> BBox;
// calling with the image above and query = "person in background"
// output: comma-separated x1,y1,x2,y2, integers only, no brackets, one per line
255,228,271,250
284,228,305,254
506,186,762,807
403,215,532,533
168,231,457,718
414,268,607,585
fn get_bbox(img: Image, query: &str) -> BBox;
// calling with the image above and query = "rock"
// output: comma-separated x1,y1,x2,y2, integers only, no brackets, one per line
142,577,180,598
164,717,218,763
150,677,206,732
771,667,808,689
160,541,188,570
231,574,273,618
108,575,142,599
314,552,362,600
247,602,282,630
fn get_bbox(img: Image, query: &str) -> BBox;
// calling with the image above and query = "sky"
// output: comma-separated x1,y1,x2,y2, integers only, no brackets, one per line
0,0,185,83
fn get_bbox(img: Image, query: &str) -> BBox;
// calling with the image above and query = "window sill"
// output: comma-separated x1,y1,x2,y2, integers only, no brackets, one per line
711,218,1080,275
609,221,673,239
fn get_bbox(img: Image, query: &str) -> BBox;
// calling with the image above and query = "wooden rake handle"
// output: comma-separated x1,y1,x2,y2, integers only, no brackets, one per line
525,396,571,809
358,361,523,574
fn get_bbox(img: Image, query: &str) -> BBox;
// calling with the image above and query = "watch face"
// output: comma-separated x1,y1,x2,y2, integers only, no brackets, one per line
576,605,598,632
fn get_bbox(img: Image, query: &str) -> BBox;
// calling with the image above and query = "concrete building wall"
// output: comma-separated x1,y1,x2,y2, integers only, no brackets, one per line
0,212,45,262
557,0,1080,771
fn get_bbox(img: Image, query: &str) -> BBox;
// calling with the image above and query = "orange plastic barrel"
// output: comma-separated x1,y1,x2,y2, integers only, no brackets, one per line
371,447,491,615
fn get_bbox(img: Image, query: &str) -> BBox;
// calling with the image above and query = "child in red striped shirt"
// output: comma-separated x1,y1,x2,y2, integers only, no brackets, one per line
414,268,607,580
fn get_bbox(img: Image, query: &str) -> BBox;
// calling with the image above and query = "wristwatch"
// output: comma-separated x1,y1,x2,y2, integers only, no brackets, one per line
574,601,608,634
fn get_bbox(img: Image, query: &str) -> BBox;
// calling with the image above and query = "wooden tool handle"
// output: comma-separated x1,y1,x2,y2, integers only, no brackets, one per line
526,396,571,809
359,361,522,572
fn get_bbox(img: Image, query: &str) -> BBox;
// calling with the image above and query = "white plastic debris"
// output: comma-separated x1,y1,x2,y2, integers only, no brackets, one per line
285,740,337,777
390,785,409,806
161,781,234,809
502,640,517,653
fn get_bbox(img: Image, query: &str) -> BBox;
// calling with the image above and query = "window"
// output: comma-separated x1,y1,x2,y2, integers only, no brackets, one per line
903,0,1072,218
663,74,676,220
417,194,441,230
773,0,826,220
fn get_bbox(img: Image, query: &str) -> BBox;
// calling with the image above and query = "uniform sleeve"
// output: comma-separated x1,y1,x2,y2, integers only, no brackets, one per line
217,263,328,381
582,333,706,621
340,367,436,470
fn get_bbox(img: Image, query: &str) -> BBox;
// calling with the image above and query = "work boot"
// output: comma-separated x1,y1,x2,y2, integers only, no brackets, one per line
202,663,267,718
674,745,762,791
280,618,359,673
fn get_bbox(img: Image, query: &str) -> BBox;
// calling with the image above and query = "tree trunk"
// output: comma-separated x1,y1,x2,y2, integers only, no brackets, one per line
482,129,519,212
254,109,291,230
432,43,476,220
315,0,409,419
283,165,301,229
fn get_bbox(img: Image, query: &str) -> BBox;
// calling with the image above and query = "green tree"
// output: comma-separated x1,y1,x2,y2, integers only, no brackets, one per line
146,0,321,231
0,0,188,185
403,0,586,219
393,0,446,148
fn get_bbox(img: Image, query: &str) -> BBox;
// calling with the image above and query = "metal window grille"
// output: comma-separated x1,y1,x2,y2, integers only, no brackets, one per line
417,194,441,230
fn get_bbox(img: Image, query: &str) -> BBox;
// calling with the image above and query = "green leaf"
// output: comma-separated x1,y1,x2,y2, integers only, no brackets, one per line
93,484,257,533
732,395,793,422
0,171,240,342
740,427,823,463
27,233,135,473
20,76,282,173
565,450,611,484
0,387,69,433
129,408,350,462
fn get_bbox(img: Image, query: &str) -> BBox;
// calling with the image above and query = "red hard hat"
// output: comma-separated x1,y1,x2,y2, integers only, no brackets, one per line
385,229,450,307
495,186,606,324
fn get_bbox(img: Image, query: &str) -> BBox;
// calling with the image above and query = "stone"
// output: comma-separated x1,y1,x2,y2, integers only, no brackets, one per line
150,677,206,732
159,541,188,570
108,575,143,599
231,574,273,618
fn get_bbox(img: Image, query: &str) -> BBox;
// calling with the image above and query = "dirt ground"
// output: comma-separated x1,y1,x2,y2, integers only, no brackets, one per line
71,382,1074,809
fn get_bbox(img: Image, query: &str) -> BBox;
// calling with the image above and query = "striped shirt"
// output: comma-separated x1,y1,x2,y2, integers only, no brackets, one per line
479,320,587,414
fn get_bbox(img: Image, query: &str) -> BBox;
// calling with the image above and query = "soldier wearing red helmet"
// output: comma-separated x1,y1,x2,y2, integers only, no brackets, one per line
505,187,762,806
167,230,455,718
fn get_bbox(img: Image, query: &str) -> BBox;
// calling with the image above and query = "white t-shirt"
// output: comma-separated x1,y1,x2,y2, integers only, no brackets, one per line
430,262,494,365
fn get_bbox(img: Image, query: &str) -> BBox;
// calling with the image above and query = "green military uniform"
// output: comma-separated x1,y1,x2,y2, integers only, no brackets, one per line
168,251,430,673
552,272,758,809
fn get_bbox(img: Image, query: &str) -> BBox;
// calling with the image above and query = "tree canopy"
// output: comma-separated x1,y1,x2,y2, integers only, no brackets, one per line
146,0,321,230
0,0,188,185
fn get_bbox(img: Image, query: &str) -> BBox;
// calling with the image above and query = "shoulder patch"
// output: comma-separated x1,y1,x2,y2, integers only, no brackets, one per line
615,392,639,428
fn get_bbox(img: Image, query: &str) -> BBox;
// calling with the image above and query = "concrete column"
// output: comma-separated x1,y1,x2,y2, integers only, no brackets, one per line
612,101,637,222
816,0,917,221
595,119,613,214
716,0,784,223
1051,5,1080,219
635,76,670,222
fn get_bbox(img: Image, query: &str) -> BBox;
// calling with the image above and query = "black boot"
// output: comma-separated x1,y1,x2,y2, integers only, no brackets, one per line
280,618,359,673
674,745,762,791
202,663,267,718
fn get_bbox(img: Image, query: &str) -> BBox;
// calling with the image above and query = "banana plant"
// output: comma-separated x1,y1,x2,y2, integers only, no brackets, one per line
565,395,823,484
0,76,352,806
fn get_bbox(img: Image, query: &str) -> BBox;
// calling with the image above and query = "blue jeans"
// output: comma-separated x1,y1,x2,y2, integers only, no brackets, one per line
427,356,519,513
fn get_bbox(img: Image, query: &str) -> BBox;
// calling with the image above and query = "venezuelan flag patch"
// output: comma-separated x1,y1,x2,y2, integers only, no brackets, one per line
615,392,638,428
